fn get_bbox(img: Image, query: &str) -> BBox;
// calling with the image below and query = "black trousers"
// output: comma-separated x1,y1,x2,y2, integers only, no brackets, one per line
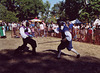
57,40,73,52
21,37,37,53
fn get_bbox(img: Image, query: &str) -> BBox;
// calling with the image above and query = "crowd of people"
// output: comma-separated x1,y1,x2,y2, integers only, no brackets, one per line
0,20,100,59
72,22,100,45
0,20,100,45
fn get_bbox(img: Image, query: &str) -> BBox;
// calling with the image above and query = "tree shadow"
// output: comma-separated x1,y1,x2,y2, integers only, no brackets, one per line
0,49,100,73
44,49,74,57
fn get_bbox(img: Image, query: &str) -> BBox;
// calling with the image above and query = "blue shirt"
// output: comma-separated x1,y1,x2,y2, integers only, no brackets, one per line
69,24,73,29
30,24,35,27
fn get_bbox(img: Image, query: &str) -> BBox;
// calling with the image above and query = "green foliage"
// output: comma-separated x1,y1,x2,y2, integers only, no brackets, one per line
1,0,45,21
0,4,6,19
40,0,51,22
79,12,89,22
47,16,57,23
4,11,18,23
0,4,18,22
79,0,100,22
51,0,83,20
65,0,83,20
15,0,45,21
1,0,100,23
51,0,100,22
51,1,65,20
1,0,16,11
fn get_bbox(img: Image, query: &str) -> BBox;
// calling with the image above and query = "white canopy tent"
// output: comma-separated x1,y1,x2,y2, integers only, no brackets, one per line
93,19,100,25
30,19,42,22
71,19,82,24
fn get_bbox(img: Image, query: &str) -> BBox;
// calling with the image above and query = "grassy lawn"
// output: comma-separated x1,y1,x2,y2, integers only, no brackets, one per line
0,31,100,73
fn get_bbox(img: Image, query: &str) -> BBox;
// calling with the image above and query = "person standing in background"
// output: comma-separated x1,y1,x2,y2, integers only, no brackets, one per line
11,22,17,38
40,22,44,37
31,26,35,37
0,22,6,38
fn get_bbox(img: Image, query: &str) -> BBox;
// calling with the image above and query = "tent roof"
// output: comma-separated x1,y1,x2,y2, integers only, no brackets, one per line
71,19,81,24
30,19,42,22
93,19,100,25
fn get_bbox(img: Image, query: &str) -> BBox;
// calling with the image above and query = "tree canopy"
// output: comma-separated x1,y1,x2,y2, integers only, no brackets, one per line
1,0,100,23
0,3,18,22
79,0,100,22
51,1,65,20
0,0,45,22
40,0,51,22
51,0,100,22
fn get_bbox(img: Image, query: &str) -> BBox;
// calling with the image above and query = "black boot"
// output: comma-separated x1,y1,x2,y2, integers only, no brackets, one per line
32,47,36,55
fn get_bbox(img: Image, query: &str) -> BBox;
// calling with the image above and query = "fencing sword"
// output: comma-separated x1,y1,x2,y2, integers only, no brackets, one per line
38,40,61,44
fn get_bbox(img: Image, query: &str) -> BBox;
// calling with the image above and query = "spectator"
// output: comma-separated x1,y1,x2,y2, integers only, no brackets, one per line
73,24,78,41
42,21,47,37
8,23,12,30
0,22,6,38
87,25,93,43
30,22,35,28
85,23,89,42
48,23,52,36
79,24,86,42
52,22,58,37
36,22,40,36
94,24,100,44
17,22,21,30
31,26,35,37
11,22,17,38
40,22,44,37
6,23,9,31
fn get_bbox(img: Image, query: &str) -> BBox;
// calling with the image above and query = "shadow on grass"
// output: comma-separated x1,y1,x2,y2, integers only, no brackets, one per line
44,49,73,57
0,49,100,73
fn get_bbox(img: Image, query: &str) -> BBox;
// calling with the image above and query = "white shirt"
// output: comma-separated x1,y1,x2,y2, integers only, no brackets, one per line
25,28,31,33
65,31,72,41
12,23,17,28
40,24,44,30
85,25,89,29
52,24,56,30
20,27,28,39
54,28,72,41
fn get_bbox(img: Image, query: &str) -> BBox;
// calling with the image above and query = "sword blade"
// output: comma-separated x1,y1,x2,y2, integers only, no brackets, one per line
38,40,61,44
